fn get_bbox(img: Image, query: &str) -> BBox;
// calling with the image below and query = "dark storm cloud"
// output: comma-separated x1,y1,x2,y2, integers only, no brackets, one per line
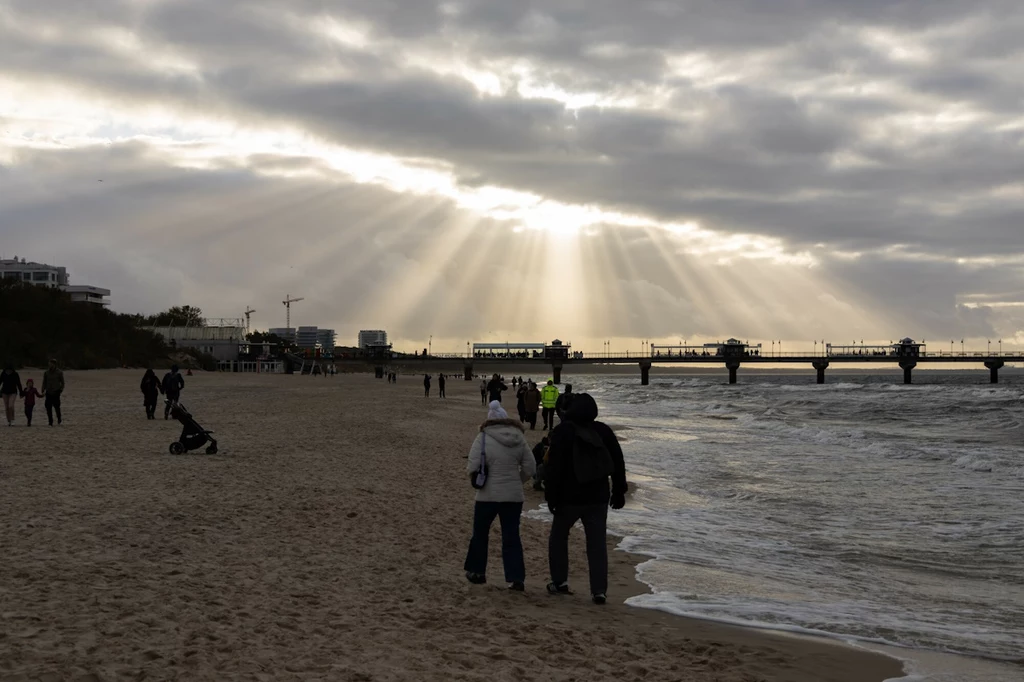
3,0,1023,340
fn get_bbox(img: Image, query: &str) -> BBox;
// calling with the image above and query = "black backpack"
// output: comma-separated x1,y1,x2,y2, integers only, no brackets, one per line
571,424,612,484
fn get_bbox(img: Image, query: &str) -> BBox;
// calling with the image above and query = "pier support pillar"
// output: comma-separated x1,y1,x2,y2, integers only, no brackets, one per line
726,360,741,385
899,360,917,385
985,360,1004,384
551,362,563,385
640,361,652,386
812,360,830,385
463,363,474,381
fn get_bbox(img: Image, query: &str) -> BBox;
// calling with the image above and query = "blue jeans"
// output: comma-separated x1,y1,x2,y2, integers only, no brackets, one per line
464,501,525,583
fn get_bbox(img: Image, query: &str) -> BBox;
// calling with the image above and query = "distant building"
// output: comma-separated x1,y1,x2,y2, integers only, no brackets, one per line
146,318,246,362
269,327,296,343
316,329,336,352
358,330,388,349
0,257,109,305
296,326,319,349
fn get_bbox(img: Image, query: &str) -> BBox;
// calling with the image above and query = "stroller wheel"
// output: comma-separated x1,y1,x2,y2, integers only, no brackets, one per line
169,442,185,455
206,444,218,455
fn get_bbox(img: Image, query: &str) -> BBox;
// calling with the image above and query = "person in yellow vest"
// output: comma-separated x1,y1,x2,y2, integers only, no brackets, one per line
540,379,559,430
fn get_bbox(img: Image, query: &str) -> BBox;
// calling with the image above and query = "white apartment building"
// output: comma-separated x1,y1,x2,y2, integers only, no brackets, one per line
358,330,388,349
316,329,336,352
296,326,319,349
0,257,110,305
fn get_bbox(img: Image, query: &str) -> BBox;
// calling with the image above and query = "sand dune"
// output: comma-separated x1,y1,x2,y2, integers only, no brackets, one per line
0,370,902,681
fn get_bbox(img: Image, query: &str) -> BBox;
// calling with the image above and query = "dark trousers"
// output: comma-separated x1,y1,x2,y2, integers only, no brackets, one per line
45,394,62,425
542,407,555,429
480,391,486,405
549,503,608,595
526,411,537,429
464,501,525,583
25,404,34,426
164,392,179,418
143,391,159,419
424,386,430,397
439,386,445,398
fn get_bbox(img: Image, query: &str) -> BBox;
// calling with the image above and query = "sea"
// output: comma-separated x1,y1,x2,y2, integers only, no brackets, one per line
549,370,1024,681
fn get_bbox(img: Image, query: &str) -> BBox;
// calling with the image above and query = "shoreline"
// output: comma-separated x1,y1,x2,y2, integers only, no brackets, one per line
0,370,905,681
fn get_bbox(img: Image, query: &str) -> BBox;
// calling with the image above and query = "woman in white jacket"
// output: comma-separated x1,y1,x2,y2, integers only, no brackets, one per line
464,401,537,590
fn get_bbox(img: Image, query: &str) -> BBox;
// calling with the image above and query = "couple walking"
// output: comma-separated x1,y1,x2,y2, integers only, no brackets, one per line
463,394,627,603
1,360,65,426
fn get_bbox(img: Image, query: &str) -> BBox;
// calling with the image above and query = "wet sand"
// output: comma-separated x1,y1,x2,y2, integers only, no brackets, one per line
0,370,904,681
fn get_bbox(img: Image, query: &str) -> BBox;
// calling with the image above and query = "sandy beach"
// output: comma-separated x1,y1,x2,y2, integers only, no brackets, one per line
0,370,904,681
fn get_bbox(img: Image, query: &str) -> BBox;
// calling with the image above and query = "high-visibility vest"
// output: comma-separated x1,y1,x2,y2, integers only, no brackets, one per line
541,384,559,408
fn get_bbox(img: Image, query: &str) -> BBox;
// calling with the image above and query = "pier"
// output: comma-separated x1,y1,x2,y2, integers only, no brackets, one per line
383,339,1022,386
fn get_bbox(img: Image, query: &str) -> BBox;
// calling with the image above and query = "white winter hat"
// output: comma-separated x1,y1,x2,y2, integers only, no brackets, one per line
487,401,508,420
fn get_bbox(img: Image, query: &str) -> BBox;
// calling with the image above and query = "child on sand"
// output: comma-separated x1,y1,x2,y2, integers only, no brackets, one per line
22,378,42,427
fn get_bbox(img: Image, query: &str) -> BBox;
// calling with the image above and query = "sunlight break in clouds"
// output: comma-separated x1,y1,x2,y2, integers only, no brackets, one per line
1,0,1022,347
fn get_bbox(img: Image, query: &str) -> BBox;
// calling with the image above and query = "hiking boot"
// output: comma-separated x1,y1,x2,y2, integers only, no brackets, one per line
508,582,525,592
465,571,486,585
546,582,572,595
592,593,607,605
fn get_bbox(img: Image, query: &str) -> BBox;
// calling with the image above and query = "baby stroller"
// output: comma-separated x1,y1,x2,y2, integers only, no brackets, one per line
167,402,218,455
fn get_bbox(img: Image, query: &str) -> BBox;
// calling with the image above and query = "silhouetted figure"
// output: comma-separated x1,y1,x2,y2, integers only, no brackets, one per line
438,373,446,399
487,374,508,403
42,359,65,426
1,364,23,426
140,368,161,420
423,374,431,397
162,365,185,419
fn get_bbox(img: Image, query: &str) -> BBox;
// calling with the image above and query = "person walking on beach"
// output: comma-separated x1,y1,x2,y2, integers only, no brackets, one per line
544,393,627,605
524,381,541,430
486,373,507,403
555,383,575,423
162,365,184,419
515,380,528,422
1,364,23,426
540,379,559,430
464,401,536,591
22,378,42,427
423,374,431,397
42,359,65,426
140,368,161,420
479,378,487,405
438,373,446,399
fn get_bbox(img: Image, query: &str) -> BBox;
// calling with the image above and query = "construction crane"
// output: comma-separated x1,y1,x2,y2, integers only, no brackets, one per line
283,294,304,330
244,306,256,332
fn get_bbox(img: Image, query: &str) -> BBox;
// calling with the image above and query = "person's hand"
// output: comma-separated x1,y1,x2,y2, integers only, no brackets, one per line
547,502,558,515
610,493,625,510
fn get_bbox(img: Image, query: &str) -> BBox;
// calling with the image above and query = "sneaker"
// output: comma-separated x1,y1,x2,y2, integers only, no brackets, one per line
508,582,525,592
592,593,607,605
465,571,486,585
546,582,572,595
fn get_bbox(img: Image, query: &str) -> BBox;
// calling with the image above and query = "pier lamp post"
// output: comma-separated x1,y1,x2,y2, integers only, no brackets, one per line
988,339,991,354
961,339,964,356
999,339,1002,354
429,335,432,356
772,340,775,356
951,340,954,356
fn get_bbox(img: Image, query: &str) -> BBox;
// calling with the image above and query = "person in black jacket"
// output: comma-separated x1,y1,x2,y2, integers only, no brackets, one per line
140,368,161,420
1,364,24,426
486,374,507,403
554,383,575,422
544,393,627,604
161,365,185,419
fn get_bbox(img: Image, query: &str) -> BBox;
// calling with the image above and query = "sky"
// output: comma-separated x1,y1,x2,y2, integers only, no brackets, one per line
1,0,1022,352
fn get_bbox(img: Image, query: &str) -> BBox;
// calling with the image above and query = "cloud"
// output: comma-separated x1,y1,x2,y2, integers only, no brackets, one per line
2,0,1023,347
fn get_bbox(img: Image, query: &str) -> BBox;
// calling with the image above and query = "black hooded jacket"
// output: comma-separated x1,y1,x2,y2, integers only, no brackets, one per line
544,393,627,507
